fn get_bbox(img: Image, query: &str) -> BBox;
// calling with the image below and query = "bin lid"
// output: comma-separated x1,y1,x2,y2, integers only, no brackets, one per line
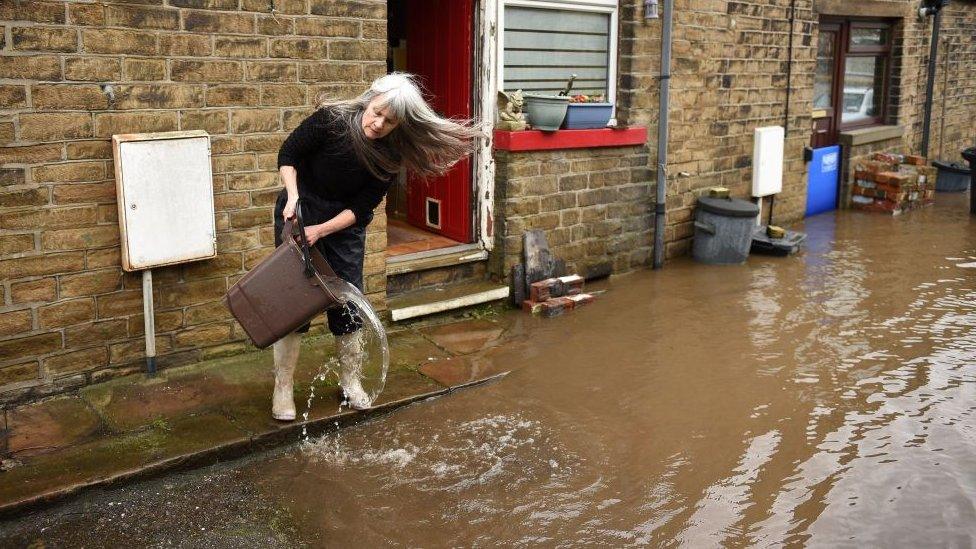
963,147,976,163
698,196,760,218
933,159,972,175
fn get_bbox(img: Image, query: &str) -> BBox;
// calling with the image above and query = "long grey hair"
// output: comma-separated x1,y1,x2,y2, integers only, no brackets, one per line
318,72,482,181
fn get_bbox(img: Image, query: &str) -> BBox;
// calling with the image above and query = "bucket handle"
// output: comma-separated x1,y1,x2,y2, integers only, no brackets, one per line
281,199,315,279
694,220,716,235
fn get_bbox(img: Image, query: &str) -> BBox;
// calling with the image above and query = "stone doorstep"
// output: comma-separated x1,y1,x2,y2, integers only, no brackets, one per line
388,279,511,322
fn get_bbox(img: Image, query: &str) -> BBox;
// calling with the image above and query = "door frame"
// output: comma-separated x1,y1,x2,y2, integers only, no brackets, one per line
475,0,498,252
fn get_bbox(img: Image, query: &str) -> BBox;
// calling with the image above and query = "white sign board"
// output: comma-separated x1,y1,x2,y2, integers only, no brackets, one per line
751,125,784,198
113,131,216,272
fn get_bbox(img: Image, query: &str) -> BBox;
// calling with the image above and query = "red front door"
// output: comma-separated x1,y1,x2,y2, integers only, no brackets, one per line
404,0,474,243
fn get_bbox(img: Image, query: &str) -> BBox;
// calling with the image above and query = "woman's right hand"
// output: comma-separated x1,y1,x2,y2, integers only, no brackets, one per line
282,196,298,220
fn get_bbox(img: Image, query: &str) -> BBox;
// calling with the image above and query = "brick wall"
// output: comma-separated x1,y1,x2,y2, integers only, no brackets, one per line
615,0,822,259
918,4,976,162
0,0,387,403
492,146,652,279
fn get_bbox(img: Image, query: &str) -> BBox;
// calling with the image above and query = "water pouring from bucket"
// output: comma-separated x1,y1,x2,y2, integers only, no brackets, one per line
322,278,390,407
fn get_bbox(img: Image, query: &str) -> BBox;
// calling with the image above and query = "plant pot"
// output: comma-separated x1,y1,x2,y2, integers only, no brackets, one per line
523,94,569,131
562,103,613,129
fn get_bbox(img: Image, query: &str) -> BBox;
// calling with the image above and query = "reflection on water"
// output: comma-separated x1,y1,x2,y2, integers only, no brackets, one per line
258,195,976,547
3,195,975,547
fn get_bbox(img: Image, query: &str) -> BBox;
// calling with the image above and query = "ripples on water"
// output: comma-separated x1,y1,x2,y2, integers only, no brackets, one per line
5,198,974,548
282,200,976,547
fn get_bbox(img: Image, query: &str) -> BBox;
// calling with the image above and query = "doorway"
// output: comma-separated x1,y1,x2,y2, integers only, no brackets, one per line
386,0,476,257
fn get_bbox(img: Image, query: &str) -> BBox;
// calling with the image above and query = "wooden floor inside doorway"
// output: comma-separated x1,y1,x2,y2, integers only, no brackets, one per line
387,218,462,257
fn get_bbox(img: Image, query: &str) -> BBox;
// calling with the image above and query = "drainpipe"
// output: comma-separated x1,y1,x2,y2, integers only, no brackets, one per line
920,2,946,159
653,0,674,270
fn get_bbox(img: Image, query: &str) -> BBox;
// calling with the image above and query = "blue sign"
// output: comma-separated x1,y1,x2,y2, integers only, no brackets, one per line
806,145,841,217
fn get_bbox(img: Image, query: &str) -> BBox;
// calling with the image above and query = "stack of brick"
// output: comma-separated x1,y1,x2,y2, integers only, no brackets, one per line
521,274,595,318
851,153,937,215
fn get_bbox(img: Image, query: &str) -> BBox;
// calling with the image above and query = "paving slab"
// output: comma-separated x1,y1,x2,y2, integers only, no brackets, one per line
420,319,507,355
418,354,511,389
0,412,250,516
6,398,102,458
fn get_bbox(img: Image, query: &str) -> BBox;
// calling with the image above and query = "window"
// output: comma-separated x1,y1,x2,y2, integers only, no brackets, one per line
498,0,618,101
818,18,893,130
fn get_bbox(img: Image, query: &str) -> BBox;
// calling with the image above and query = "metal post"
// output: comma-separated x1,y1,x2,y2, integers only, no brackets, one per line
142,269,157,376
921,8,942,159
653,0,674,270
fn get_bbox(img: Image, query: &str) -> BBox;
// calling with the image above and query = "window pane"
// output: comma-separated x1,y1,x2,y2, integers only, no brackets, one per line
842,56,885,123
851,27,888,47
814,31,836,108
503,6,610,96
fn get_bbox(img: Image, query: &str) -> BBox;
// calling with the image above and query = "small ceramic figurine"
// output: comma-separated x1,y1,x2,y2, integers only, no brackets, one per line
497,89,527,131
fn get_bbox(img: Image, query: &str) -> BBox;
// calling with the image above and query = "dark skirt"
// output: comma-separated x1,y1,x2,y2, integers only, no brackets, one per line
273,190,367,336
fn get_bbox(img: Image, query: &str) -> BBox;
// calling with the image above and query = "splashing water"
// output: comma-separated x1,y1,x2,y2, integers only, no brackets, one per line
324,278,390,406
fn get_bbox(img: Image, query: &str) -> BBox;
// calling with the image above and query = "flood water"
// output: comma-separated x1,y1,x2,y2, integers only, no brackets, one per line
4,194,976,547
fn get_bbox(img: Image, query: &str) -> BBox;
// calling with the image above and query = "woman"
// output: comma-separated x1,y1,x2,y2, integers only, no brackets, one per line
271,73,480,421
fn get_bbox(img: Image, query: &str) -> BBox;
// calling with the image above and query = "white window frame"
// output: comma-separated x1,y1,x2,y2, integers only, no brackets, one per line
496,0,619,120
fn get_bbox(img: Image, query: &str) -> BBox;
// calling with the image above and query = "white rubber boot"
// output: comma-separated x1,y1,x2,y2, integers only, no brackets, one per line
336,330,371,410
271,332,301,421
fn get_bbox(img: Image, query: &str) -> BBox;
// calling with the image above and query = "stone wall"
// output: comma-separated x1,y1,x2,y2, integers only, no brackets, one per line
0,0,388,403
492,146,652,279
917,3,976,163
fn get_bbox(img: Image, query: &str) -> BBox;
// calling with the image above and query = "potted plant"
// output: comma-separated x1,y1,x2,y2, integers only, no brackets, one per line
523,93,569,131
563,93,613,129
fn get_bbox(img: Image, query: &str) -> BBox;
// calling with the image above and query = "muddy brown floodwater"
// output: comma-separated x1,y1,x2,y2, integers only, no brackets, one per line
3,193,976,548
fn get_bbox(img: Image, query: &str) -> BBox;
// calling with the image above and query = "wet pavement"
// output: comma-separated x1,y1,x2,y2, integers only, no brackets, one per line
3,193,976,547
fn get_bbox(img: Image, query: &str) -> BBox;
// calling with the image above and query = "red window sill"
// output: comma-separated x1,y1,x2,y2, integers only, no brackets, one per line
493,127,647,152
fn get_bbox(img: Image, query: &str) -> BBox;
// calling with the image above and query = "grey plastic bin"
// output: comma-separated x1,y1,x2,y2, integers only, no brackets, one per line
693,196,760,265
933,160,971,192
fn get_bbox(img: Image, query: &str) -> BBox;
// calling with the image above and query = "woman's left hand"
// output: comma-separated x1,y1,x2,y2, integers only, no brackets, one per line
304,224,328,246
